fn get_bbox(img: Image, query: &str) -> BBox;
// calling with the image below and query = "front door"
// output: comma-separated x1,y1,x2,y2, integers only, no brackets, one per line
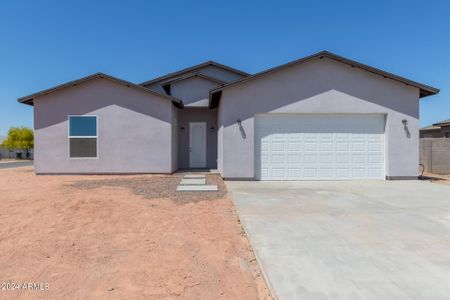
189,122,206,168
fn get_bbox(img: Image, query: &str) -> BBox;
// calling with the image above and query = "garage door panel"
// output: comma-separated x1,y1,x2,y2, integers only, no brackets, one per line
336,142,350,151
368,167,383,178
272,154,285,163
287,153,301,163
352,168,366,178
336,153,350,163
336,168,350,178
320,142,333,151
255,114,385,180
304,142,318,151
319,153,333,163
303,168,318,178
368,141,383,152
368,154,383,163
352,154,366,164
288,142,301,151
272,142,284,151
319,168,334,178
303,153,318,163
352,142,366,152
261,141,269,152
287,168,302,177
272,168,285,178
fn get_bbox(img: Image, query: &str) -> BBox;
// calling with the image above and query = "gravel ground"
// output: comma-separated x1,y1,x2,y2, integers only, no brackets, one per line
69,173,227,203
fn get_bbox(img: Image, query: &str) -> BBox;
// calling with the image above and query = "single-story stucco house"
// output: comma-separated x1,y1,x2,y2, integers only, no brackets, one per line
18,51,439,180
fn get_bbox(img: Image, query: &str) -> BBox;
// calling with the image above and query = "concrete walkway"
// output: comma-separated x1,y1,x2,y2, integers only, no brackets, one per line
0,161,33,169
227,180,450,300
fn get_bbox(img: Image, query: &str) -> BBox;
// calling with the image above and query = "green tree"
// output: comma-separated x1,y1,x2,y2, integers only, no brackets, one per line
2,127,34,159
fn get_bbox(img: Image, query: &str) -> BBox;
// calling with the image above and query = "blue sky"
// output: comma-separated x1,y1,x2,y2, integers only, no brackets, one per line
0,0,449,136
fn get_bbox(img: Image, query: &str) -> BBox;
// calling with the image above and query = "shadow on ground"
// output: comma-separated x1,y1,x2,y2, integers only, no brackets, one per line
69,174,227,204
419,175,447,182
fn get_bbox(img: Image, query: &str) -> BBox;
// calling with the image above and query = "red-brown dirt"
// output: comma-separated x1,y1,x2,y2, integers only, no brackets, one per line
0,166,271,300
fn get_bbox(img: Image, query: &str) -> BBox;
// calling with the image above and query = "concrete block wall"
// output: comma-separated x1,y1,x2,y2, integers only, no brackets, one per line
420,138,450,174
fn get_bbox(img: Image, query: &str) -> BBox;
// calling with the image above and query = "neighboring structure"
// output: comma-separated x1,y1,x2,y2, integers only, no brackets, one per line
420,119,450,138
18,51,439,179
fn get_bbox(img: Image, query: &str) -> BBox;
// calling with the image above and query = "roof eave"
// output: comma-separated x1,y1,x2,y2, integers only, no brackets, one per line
160,72,227,86
17,73,183,106
140,60,250,86
209,51,439,99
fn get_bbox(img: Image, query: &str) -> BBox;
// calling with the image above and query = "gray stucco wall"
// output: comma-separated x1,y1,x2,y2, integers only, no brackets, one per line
33,78,174,173
218,57,420,179
171,77,220,106
177,108,217,169
144,82,166,95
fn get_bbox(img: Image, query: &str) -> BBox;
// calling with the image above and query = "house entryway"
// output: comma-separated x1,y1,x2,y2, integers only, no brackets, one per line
176,108,218,171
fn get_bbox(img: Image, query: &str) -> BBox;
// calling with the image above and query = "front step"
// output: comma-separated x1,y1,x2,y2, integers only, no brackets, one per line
180,178,206,185
176,185,218,192
176,174,218,192
184,174,206,179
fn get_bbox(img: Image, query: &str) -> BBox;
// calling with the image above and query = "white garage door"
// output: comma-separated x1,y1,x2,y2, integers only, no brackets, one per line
255,114,385,180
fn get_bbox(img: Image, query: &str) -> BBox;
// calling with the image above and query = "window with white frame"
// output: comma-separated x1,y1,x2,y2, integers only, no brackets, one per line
68,116,97,158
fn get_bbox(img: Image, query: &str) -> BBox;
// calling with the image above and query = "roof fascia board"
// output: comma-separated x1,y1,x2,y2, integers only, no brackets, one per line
17,73,182,106
160,73,227,86
140,61,249,86
210,51,439,98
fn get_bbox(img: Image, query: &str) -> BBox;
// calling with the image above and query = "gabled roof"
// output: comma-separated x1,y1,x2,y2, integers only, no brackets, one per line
139,60,250,86
160,72,227,86
209,51,440,108
17,72,183,106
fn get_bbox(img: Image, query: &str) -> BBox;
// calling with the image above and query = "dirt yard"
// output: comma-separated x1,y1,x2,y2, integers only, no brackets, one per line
0,166,271,300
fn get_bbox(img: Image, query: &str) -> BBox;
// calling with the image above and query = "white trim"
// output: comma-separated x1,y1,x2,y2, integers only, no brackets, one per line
189,122,207,168
68,115,99,159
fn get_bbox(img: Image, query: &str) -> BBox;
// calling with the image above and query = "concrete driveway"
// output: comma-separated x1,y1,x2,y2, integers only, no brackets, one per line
227,180,450,300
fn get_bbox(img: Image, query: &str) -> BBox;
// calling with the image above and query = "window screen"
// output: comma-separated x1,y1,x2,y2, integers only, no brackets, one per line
69,116,97,158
